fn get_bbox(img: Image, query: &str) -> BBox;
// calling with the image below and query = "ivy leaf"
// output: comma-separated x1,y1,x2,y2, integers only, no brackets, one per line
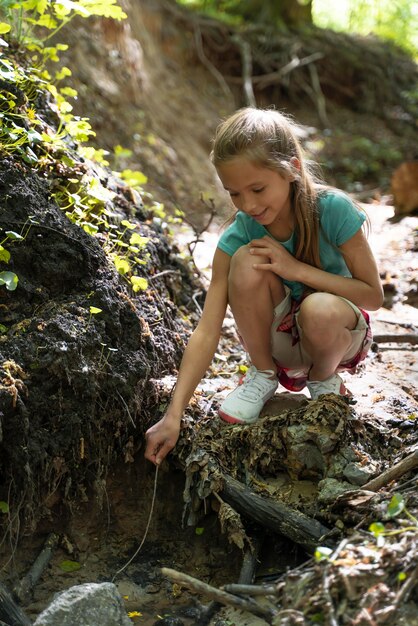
131,276,148,292
369,522,385,536
0,246,11,263
0,501,9,513
59,559,81,572
387,493,405,518
0,271,18,291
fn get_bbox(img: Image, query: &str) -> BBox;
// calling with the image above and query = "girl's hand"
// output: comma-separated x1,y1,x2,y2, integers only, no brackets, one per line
249,236,301,281
144,415,181,466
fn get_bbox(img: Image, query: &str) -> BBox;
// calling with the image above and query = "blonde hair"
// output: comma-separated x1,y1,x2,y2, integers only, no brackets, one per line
211,107,322,267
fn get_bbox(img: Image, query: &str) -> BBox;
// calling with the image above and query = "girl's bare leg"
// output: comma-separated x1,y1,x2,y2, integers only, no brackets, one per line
297,292,357,381
228,246,285,372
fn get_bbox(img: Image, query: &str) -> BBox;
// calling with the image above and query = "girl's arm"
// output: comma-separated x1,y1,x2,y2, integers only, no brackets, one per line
144,248,231,465
250,229,383,310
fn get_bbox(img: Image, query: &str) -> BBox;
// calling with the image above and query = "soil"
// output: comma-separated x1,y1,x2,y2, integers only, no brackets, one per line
0,2,417,625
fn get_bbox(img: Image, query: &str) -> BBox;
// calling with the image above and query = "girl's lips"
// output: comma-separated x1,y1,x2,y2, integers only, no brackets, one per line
252,208,268,221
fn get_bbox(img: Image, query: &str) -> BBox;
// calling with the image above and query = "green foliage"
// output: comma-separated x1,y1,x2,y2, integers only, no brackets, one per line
176,0,417,58
0,0,160,296
313,0,418,58
0,0,127,46
369,493,418,547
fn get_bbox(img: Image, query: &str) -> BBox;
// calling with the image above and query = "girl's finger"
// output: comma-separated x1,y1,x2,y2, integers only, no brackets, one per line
252,263,273,270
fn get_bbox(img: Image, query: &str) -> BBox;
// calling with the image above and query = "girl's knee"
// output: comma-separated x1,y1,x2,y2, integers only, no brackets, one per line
229,245,269,290
298,293,346,333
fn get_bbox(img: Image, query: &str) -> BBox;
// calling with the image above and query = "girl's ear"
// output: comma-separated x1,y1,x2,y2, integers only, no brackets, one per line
290,156,301,171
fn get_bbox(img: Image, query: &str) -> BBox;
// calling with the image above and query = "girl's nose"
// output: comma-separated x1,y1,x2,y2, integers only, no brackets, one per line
242,196,256,213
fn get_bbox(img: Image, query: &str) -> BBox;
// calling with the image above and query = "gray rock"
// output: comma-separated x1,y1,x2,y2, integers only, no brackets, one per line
343,462,373,486
317,478,355,504
34,582,132,626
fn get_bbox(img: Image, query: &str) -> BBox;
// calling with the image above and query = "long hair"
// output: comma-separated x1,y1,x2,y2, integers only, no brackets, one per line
211,107,323,267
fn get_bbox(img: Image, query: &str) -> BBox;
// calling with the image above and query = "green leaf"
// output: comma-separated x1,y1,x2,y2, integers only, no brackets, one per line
398,571,407,582
387,493,405,518
130,233,148,247
369,522,385,536
82,222,99,235
0,23,11,34
59,559,81,572
314,546,333,562
0,271,18,291
131,276,148,292
0,501,9,513
0,246,11,263
195,527,204,536
5,231,24,241
120,219,136,230
113,256,130,275
89,306,102,315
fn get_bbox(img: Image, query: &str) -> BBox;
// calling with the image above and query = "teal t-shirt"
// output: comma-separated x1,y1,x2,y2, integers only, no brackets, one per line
217,191,366,300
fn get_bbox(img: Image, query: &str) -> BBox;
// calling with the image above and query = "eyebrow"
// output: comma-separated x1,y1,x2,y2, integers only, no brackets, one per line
223,181,265,191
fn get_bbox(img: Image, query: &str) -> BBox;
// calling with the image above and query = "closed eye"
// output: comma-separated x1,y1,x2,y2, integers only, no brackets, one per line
253,187,265,193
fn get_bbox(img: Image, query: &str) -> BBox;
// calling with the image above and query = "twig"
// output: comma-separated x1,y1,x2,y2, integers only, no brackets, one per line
112,465,159,581
116,390,135,428
161,567,276,623
148,270,181,281
363,448,418,492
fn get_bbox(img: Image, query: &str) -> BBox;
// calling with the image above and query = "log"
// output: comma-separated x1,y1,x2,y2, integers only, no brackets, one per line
161,567,275,623
0,583,32,626
363,448,418,492
14,533,59,605
221,475,331,552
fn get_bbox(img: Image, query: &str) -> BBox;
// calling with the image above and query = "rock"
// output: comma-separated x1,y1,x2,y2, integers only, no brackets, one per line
317,478,356,504
343,462,374,486
33,582,132,626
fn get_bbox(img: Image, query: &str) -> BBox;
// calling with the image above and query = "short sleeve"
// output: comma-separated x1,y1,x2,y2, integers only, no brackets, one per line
319,193,366,246
217,212,266,256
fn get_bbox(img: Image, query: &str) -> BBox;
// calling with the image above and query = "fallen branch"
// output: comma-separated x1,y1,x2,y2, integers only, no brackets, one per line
14,533,60,605
0,582,32,626
161,566,276,623
373,334,418,345
363,448,418,492
221,474,332,552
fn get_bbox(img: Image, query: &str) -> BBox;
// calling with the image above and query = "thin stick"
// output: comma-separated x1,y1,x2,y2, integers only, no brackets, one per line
112,465,159,581
363,448,418,492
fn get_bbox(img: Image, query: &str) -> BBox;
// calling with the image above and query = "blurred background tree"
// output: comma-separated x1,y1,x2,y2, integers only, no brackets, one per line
177,0,418,58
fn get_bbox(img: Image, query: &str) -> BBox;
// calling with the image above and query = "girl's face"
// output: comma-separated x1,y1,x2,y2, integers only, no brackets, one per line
216,157,295,231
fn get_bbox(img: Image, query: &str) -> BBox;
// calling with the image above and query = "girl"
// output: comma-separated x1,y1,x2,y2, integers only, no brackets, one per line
145,107,383,466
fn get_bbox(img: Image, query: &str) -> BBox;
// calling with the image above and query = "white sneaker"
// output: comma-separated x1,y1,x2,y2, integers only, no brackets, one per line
306,373,348,400
219,366,278,424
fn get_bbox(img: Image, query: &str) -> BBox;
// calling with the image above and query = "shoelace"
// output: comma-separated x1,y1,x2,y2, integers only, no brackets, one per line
238,366,276,402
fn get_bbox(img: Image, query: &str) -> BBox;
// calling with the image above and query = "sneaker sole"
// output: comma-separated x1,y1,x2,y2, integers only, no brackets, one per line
218,409,258,425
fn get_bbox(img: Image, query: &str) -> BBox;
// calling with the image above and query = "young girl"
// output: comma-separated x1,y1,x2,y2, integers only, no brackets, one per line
145,107,383,466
